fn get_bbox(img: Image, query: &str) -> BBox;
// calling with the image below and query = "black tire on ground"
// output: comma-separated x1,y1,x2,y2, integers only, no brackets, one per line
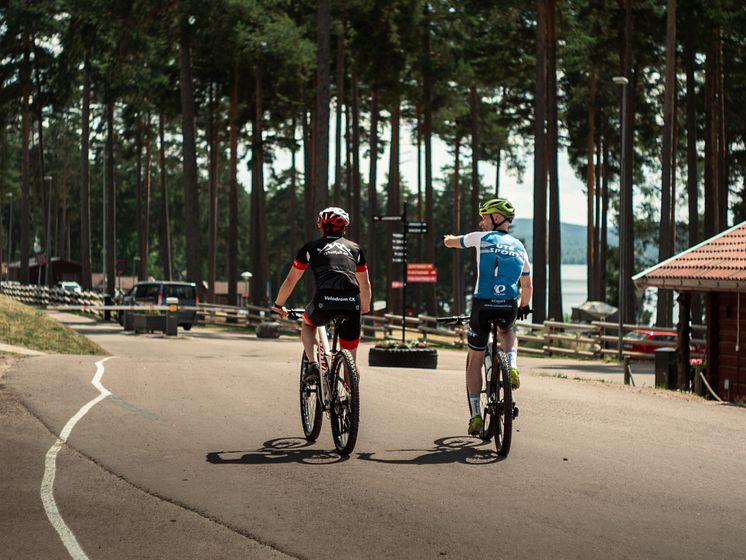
182,323,192,331
329,349,360,455
300,352,322,441
368,347,438,369
494,350,513,457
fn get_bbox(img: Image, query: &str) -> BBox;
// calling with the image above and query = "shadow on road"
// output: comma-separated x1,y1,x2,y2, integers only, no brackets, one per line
206,437,348,465
357,436,502,465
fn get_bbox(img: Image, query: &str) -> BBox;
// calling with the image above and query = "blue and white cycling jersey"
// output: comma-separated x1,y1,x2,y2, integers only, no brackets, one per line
459,230,531,301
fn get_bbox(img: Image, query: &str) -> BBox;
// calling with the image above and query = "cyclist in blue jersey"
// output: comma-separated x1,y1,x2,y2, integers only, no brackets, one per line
443,198,533,436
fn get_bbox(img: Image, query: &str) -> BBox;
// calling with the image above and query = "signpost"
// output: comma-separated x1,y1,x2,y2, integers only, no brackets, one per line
373,203,431,343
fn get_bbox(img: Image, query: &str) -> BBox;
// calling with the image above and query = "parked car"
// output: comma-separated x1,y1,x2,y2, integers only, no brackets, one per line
57,281,82,293
624,329,677,353
118,280,199,330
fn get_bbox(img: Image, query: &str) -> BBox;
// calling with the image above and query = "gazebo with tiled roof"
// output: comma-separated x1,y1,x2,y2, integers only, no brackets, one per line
633,221,746,403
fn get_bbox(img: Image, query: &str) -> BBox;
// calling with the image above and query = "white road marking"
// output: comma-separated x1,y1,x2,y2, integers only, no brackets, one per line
40,357,114,560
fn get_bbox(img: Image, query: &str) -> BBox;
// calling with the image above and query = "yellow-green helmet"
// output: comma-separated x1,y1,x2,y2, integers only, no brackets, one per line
479,198,515,219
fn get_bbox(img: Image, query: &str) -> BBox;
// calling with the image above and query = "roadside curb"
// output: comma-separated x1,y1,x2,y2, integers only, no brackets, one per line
0,343,46,356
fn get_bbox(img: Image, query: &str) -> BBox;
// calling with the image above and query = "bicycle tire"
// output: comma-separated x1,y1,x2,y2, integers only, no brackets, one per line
299,352,322,441
493,349,513,457
329,349,360,455
479,347,495,441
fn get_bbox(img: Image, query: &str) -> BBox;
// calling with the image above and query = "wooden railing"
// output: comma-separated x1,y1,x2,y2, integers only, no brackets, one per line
0,284,707,362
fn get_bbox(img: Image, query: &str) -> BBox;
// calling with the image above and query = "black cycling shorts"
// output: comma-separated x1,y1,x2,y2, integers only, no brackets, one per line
304,290,361,349
467,298,518,351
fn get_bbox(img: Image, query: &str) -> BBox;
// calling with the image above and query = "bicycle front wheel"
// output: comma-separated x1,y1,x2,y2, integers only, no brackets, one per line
493,350,513,457
299,352,322,441
329,349,360,455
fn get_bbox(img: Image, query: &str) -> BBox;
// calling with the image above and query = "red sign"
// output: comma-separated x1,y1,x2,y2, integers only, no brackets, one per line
34,254,46,266
115,259,126,275
391,281,404,289
407,263,437,283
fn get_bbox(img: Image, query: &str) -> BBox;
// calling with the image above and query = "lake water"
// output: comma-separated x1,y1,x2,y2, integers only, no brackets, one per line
560,264,588,319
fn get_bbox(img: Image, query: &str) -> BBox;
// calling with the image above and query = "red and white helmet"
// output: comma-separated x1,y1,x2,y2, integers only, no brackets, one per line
317,206,350,233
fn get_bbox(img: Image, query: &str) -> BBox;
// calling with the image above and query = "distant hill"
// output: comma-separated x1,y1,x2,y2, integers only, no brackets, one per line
509,219,617,265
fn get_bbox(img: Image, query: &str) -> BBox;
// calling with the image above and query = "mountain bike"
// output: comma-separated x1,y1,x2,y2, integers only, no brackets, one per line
437,315,519,457
283,309,360,456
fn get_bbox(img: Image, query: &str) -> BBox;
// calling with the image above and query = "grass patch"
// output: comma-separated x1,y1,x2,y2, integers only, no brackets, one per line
0,296,107,355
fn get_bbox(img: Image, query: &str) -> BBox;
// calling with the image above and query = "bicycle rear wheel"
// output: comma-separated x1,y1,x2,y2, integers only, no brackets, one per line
299,352,322,441
493,350,513,457
329,349,360,455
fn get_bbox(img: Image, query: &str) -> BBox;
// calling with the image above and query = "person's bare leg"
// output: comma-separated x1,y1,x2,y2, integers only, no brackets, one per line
466,348,483,394
301,322,318,362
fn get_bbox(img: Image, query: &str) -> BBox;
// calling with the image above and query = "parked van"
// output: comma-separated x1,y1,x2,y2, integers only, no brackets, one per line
119,281,199,330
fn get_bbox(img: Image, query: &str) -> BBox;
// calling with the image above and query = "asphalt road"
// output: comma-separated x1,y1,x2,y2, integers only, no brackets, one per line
2,313,745,559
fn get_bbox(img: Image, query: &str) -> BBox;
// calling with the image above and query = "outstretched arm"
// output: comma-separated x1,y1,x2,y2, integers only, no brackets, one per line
271,266,304,316
443,235,462,249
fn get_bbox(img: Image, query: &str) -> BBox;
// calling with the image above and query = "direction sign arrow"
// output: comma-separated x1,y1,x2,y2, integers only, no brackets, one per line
374,215,404,221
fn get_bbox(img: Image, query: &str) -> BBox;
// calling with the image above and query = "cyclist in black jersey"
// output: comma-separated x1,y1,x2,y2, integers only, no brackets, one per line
272,207,372,380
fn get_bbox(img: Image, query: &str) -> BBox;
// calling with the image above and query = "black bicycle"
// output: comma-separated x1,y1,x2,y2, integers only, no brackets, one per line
437,315,519,457
283,309,360,456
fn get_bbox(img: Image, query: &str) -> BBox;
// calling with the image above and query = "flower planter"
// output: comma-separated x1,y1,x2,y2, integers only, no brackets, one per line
368,346,438,369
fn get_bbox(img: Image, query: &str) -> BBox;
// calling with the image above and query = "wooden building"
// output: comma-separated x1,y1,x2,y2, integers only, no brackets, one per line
633,221,746,403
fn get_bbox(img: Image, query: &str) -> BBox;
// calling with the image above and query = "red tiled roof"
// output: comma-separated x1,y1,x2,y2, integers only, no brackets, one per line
633,221,746,292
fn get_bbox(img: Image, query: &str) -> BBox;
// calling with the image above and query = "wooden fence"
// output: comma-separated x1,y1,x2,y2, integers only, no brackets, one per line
0,283,706,362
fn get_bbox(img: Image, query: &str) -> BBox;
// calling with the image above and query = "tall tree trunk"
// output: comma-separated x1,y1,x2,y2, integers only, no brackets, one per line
586,65,597,301
453,137,462,315
290,117,298,259
314,0,331,211
533,0,548,323
106,101,116,297
619,0,636,324
386,97,401,314
594,134,602,299
142,115,151,280
208,84,219,303
136,124,144,279
547,0,562,321
600,139,609,300
60,125,71,260
250,67,268,306
35,70,51,285
228,64,239,305
656,0,677,327
367,88,379,287
178,9,203,291
79,64,92,289
302,95,315,296
684,10,701,324
470,84,480,220
716,33,727,230
20,33,31,284
158,110,172,281
423,3,436,314
351,64,361,243
334,23,345,206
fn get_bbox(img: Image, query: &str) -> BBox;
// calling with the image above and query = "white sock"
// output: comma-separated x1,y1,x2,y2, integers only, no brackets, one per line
468,393,481,418
506,349,518,369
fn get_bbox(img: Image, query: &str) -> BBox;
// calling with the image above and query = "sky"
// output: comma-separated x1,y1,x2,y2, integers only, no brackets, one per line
240,112,591,228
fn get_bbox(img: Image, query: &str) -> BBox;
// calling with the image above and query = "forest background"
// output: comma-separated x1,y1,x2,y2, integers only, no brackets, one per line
1,0,744,327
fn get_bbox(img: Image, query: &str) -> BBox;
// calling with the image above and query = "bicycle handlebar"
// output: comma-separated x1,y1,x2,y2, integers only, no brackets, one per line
436,315,470,325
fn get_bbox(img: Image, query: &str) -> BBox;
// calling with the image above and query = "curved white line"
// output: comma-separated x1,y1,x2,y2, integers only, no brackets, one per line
41,357,113,560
